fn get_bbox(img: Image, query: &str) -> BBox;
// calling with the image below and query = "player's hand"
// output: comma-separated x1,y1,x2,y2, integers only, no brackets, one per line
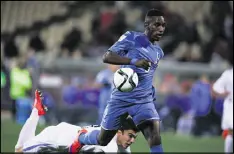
221,91,230,98
212,89,230,98
134,59,151,71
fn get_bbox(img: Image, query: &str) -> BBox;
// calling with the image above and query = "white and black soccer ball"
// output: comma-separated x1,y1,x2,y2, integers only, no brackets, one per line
113,68,138,92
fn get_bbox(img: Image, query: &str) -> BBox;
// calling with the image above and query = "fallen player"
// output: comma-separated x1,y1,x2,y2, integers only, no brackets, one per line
15,90,139,153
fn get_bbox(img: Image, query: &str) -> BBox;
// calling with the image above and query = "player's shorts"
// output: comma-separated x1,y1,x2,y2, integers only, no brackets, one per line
221,100,233,130
101,99,160,130
22,122,81,152
23,143,56,152
22,126,58,152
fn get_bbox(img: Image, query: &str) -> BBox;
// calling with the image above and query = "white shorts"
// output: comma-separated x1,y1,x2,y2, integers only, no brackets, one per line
221,100,233,130
22,126,58,152
23,122,81,152
23,143,57,152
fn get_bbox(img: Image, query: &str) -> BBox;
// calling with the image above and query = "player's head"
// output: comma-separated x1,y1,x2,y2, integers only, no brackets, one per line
144,9,166,42
37,146,69,153
116,116,139,149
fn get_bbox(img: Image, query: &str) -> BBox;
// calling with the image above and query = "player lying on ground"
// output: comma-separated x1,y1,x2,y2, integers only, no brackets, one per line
15,90,139,153
213,67,233,153
74,9,166,153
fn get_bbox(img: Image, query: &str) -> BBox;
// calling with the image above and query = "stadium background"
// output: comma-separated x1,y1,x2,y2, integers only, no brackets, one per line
1,1,233,152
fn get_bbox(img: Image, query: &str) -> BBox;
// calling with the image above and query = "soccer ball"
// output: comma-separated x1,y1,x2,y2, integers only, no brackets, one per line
113,68,139,92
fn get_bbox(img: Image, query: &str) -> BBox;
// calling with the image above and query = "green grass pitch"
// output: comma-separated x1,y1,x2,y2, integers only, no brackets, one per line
1,119,224,152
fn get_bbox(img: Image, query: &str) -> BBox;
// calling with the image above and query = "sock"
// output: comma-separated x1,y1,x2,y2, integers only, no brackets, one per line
222,130,229,139
78,130,100,145
15,108,39,149
225,135,233,153
150,144,164,153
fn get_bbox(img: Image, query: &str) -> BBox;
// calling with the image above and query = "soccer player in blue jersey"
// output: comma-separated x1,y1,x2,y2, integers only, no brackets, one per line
76,9,166,153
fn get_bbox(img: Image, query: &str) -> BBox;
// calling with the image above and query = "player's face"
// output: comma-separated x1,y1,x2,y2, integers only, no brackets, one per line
117,130,137,149
147,16,166,41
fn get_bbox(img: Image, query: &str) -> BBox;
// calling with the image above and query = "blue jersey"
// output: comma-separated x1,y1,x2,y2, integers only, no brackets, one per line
190,81,212,116
108,31,164,104
95,69,114,108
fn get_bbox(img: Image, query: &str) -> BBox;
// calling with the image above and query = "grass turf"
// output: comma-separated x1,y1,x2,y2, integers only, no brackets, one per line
1,119,224,152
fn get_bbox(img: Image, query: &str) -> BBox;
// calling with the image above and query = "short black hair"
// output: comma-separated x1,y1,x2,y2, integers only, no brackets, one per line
37,146,69,152
146,9,164,17
119,115,139,132
144,9,164,27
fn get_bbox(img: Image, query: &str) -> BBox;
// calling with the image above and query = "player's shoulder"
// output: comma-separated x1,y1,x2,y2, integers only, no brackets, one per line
123,31,136,35
127,31,143,35
120,31,134,40
226,68,233,74
56,122,82,130
222,68,233,76
121,31,144,39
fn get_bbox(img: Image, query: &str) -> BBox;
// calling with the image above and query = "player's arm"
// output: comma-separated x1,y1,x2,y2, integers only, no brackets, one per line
15,147,23,153
212,88,229,98
103,32,151,70
103,51,131,65
212,71,229,98
103,50,151,71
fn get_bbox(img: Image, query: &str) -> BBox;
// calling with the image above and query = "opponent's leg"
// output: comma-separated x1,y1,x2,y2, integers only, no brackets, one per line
79,128,117,145
15,90,46,151
224,129,233,153
70,101,127,152
222,104,233,154
69,125,117,152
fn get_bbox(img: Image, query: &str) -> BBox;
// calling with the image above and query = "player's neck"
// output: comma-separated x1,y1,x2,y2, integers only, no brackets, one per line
116,139,121,146
143,31,158,45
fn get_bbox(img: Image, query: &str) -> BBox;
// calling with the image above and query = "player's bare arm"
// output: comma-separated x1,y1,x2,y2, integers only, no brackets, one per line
15,147,23,153
212,89,230,98
103,51,151,70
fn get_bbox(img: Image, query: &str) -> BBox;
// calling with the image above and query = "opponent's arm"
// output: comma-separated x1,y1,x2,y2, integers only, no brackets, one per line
103,51,151,70
15,147,23,153
212,71,230,98
212,88,230,98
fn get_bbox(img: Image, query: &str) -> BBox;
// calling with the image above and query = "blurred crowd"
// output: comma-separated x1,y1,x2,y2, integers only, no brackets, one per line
1,1,232,136
1,1,233,63
1,57,225,136
156,73,224,136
